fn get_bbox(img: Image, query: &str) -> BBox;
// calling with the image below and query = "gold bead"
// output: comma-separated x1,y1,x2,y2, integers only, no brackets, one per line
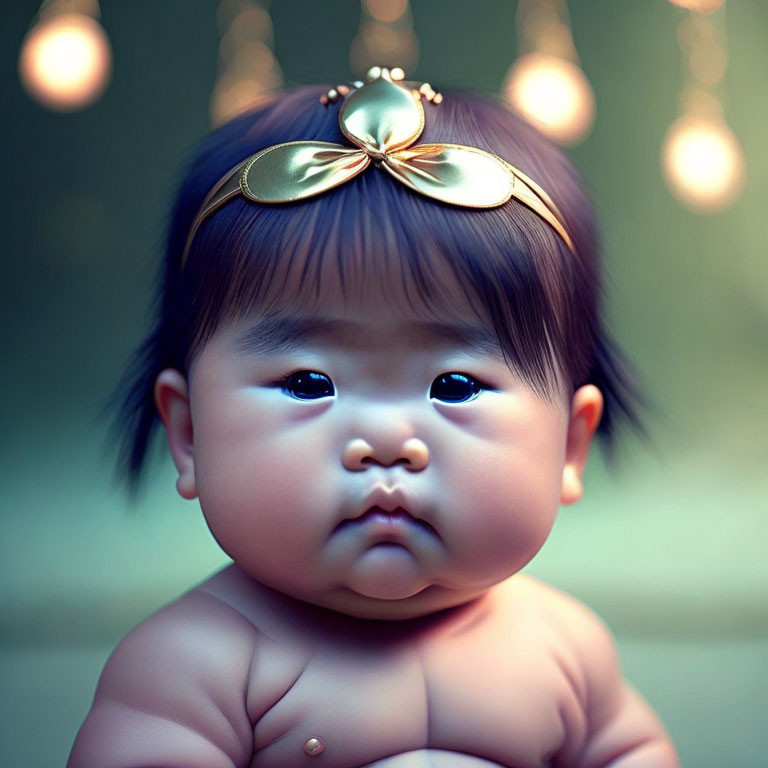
319,94,329,106
390,67,405,81
433,92,443,104
303,736,327,756
419,83,436,100
337,84,350,95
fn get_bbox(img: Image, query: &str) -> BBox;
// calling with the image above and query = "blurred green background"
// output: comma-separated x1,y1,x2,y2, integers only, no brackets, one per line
1,1,766,765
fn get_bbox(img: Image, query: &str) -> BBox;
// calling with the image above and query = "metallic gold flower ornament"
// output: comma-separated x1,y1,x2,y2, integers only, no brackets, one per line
181,67,575,267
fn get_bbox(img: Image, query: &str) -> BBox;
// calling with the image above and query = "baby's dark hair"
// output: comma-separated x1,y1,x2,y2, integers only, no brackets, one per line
112,84,645,495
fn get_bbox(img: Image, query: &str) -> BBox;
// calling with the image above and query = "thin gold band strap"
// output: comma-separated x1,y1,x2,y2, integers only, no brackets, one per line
180,160,249,268
507,164,575,254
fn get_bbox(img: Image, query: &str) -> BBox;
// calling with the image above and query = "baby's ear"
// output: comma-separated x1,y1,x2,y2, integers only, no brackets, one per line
154,369,197,500
560,384,603,506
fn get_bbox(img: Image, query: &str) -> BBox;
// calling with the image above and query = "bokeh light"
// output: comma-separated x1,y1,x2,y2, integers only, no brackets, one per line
18,13,111,111
504,52,595,145
211,75,278,126
661,115,746,213
211,1,282,126
349,21,418,76
668,0,725,13
364,0,408,23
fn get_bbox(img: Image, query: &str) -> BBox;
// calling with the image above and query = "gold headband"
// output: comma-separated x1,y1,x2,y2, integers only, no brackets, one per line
181,67,575,267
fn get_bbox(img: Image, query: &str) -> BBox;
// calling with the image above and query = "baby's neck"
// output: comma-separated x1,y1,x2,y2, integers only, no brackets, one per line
210,564,501,645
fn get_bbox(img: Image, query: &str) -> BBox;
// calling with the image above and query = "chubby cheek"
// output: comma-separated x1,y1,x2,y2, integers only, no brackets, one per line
191,390,335,581
438,393,568,581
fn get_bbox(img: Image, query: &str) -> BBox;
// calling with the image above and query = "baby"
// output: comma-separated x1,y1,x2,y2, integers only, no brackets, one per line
68,68,679,767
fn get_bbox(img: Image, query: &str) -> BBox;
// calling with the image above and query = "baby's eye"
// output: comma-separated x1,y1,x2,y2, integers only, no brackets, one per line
278,370,335,400
430,372,489,403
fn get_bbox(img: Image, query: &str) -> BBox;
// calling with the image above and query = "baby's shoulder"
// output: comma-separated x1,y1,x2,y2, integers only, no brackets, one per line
513,574,618,658
504,581,679,766
67,587,264,767
104,584,262,701
514,573,612,629
511,574,623,723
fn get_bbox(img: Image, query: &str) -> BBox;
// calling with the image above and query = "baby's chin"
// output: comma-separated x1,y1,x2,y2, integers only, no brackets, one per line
345,542,432,602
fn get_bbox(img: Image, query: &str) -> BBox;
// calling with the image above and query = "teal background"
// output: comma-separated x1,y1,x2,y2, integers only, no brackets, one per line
2,1,767,765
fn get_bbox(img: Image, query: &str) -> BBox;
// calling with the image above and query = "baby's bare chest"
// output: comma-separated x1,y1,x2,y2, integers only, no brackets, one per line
248,621,580,768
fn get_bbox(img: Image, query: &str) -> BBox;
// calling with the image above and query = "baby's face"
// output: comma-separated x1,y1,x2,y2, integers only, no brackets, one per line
178,270,578,619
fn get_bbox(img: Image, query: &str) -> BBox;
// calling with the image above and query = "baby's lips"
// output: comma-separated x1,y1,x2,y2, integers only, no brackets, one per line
348,484,439,537
352,506,439,539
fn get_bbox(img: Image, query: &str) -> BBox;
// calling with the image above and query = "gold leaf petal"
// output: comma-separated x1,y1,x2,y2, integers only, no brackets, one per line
240,141,369,203
383,144,514,208
339,77,424,156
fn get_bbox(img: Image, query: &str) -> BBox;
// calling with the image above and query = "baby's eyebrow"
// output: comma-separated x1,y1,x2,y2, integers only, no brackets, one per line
229,311,503,358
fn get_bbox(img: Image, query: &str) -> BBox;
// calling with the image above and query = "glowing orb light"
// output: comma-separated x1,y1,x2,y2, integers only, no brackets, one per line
668,0,725,13
661,115,745,213
365,0,409,23
18,13,112,111
504,53,595,146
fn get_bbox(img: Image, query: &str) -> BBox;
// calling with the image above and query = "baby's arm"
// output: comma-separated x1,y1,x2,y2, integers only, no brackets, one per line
544,584,680,768
67,590,258,768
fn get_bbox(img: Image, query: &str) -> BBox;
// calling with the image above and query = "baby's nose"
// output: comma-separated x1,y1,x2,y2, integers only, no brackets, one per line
342,436,429,471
